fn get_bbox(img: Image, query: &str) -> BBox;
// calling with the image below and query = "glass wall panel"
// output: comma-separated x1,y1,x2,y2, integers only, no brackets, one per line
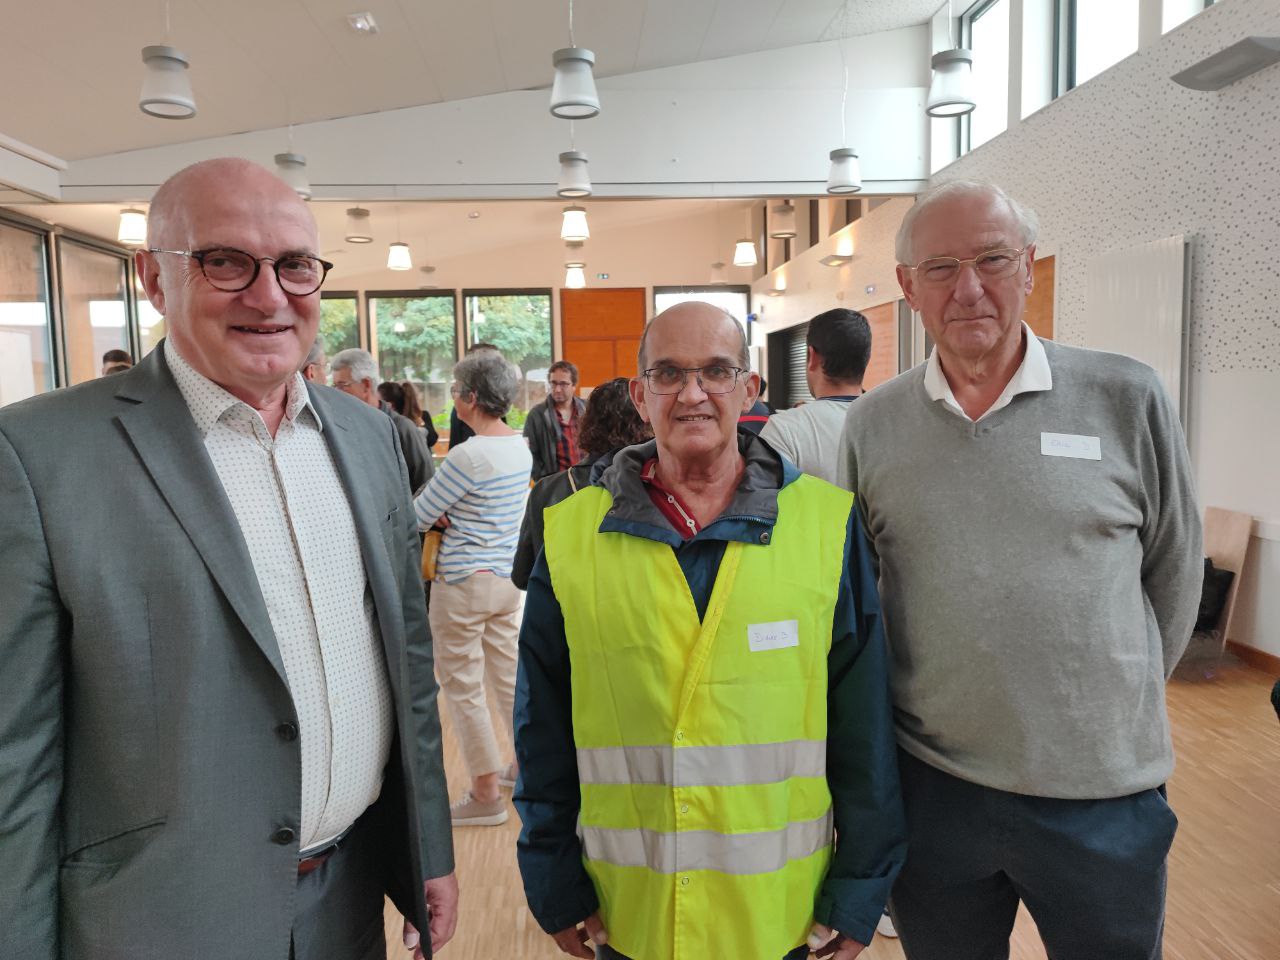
462,290,553,425
137,295,167,356
319,293,360,355
1073,0,1139,87
0,219,54,406
59,238,129,385
966,0,1010,150
369,292,457,427
653,287,751,325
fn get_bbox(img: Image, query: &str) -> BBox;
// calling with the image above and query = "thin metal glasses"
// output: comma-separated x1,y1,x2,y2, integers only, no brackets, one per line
641,364,746,395
148,246,333,296
907,247,1027,286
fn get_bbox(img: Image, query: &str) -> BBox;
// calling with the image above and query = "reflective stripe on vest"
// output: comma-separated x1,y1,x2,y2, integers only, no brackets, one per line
576,739,827,787
581,810,834,875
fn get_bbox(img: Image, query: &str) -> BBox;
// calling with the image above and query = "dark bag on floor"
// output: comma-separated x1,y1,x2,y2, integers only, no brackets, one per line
1195,557,1235,633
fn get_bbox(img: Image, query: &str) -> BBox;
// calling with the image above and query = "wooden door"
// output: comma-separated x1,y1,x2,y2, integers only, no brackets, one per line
560,288,647,388
1026,254,1055,340
861,301,899,391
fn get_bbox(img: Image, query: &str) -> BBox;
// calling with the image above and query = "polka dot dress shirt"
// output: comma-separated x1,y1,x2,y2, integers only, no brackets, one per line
165,342,394,852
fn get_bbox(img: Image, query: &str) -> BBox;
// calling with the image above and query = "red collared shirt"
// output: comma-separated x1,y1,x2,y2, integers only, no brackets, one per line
555,405,582,471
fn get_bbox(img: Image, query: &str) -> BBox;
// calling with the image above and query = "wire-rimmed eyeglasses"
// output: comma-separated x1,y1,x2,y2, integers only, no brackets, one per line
906,247,1028,286
641,364,746,395
148,246,333,296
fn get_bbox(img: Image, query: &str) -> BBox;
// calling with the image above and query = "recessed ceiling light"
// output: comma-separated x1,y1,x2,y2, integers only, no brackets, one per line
346,12,379,34
467,211,481,219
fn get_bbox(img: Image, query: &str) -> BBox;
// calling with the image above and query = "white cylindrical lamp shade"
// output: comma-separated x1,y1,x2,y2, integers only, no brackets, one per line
387,242,413,270
117,209,148,246
274,153,311,200
709,261,727,285
926,49,976,117
557,151,592,198
344,207,373,243
561,206,590,242
550,48,600,119
733,240,758,267
564,262,587,289
139,45,196,119
769,203,797,239
826,148,862,195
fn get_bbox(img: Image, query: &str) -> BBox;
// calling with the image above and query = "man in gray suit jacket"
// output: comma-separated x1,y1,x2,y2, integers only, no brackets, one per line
0,158,457,960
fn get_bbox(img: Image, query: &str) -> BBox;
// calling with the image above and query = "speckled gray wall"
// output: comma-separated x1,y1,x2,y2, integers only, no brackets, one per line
936,0,1280,374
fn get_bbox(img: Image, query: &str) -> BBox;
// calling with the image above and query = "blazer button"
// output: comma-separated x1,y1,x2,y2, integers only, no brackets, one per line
272,827,296,845
276,721,299,741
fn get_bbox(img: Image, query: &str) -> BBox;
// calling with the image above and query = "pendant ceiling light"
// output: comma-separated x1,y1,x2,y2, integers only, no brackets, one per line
139,45,196,118
826,4,863,196
117,208,148,246
768,201,797,239
557,149,591,198
274,152,311,200
827,148,862,194
709,261,727,285
733,239,757,267
344,207,373,243
387,242,412,270
926,49,976,116
561,205,590,242
564,262,587,289
550,0,599,118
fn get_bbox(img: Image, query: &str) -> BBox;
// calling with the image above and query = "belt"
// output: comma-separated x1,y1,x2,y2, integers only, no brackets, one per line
297,826,352,876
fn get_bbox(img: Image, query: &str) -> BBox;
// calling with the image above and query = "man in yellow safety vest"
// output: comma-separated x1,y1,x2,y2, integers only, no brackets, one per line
513,302,906,960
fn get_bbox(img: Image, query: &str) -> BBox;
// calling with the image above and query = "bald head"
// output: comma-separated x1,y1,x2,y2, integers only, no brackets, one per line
147,157,315,250
638,302,749,374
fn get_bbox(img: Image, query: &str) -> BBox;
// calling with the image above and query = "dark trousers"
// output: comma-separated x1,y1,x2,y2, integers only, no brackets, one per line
290,812,388,960
891,750,1177,960
599,943,810,960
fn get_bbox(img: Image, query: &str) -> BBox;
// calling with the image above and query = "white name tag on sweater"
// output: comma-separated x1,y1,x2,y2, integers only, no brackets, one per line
748,620,800,652
1041,432,1102,460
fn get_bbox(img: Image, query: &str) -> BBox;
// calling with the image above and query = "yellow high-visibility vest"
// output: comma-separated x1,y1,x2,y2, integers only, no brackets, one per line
543,474,853,960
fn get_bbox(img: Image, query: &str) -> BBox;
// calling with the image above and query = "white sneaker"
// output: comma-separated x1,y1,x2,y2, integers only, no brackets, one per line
876,911,899,939
449,791,508,826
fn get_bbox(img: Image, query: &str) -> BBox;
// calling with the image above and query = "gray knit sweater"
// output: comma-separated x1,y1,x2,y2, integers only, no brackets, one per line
840,339,1202,798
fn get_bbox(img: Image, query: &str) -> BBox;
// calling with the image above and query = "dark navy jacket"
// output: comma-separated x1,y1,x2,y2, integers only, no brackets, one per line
512,433,906,948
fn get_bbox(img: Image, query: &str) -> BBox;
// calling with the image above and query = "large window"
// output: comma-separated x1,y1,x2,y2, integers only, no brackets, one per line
653,286,751,325
137,294,166,356
369,291,457,424
1070,0,1139,88
57,237,129,386
0,218,54,406
965,0,1010,150
462,289,552,423
319,292,360,356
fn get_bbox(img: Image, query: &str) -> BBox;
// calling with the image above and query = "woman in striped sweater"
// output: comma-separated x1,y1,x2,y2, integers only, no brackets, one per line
413,349,533,826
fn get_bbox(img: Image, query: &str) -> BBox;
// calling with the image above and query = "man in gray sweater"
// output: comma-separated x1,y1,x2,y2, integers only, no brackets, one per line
840,180,1201,960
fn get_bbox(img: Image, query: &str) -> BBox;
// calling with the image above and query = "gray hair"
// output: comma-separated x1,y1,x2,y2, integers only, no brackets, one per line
453,350,520,419
330,347,377,384
637,303,750,373
894,179,1040,264
304,336,326,367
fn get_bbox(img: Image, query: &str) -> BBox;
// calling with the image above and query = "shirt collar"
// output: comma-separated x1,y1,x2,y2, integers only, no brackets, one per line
164,339,322,437
923,322,1052,422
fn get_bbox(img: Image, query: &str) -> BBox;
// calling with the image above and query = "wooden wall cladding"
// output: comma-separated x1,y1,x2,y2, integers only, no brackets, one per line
1026,254,1055,341
861,301,899,391
560,288,647,388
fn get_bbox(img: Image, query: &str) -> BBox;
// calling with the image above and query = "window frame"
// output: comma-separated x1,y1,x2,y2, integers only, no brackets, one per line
0,209,60,397
961,0,1009,154
363,288,460,382
459,287,554,354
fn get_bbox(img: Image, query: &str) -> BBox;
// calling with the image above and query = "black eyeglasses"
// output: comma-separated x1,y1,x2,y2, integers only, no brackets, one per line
641,364,746,395
148,246,333,296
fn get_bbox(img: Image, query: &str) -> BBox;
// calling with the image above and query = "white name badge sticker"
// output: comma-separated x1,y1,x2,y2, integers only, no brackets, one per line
1040,432,1102,461
748,620,800,653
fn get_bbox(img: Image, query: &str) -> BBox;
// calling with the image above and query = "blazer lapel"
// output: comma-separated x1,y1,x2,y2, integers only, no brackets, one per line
311,388,406,671
115,348,288,685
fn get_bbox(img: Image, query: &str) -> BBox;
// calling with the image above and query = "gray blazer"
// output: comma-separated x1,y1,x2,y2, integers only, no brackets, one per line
0,345,454,960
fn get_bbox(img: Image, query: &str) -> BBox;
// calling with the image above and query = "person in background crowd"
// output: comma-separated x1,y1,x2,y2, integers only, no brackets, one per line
841,179,1201,960
101,348,134,376
514,302,905,960
413,349,532,827
510,376,652,591
331,348,434,496
448,341,502,448
0,156,456,960
524,360,587,482
300,336,326,383
760,308,871,486
380,380,440,452
738,374,773,434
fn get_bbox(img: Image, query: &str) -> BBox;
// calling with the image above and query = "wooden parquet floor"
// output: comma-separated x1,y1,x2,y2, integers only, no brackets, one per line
384,665,1280,959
